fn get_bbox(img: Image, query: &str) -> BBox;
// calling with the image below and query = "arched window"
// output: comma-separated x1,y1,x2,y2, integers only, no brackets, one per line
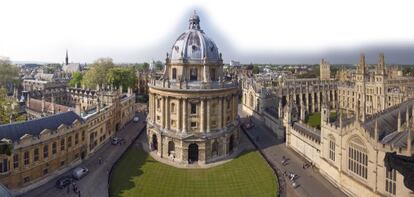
385,168,396,195
348,137,368,179
171,103,175,113
212,140,218,156
172,68,177,79
329,136,335,161
210,68,216,81
168,141,175,157
249,94,254,108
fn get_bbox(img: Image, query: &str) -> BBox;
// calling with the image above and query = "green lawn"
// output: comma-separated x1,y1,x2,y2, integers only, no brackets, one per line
306,112,321,129
305,112,337,129
110,147,277,197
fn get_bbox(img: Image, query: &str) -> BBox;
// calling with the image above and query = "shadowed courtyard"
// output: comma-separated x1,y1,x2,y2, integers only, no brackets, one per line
109,141,277,197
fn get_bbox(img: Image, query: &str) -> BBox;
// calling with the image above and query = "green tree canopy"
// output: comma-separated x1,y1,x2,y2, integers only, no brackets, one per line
0,58,19,88
252,65,260,74
107,67,137,91
82,58,114,89
69,72,83,87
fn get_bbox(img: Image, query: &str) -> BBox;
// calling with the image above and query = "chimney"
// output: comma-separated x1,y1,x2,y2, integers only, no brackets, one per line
26,93,30,108
374,119,379,141
51,95,55,114
408,119,412,156
75,102,82,116
41,95,45,112
398,109,402,132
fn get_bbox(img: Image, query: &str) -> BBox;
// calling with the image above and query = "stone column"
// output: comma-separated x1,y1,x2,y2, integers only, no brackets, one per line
182,99,187,133
305,93,310,113
218,97,223,128
177,98,182,132
200,98,206,133
317,92,321,112
206,99,210,132
233,95,238,121
166,96,170,130
312,93,316,113
153,94,157,124
223,98,227,127
162,96,166,128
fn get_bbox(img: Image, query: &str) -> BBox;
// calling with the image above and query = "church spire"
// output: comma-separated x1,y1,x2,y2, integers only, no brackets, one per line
65,49,69,65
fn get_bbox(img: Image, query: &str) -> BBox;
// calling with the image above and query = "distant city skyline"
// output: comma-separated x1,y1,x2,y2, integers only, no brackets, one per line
1,0,414,64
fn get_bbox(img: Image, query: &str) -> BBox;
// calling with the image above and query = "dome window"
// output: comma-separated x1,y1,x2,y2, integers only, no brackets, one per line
190,68,198,81
192,45,197,51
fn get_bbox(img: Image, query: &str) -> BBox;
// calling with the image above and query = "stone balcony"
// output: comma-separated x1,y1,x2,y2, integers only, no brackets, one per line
148,79,239,91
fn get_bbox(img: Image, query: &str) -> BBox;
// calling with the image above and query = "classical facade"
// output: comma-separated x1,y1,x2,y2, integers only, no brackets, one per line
0,87,136,190
147,12,240,165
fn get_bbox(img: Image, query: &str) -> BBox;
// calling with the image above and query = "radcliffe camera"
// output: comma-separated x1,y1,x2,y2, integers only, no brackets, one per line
1,1,414,197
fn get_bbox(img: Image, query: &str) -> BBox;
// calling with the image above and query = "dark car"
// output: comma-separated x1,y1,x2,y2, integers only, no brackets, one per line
55,176,73,189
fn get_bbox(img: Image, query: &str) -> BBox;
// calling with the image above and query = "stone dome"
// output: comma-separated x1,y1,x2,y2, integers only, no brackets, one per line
170,11,221,63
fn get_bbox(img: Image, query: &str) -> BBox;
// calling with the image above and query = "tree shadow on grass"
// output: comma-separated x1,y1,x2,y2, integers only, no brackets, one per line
109,145,149,197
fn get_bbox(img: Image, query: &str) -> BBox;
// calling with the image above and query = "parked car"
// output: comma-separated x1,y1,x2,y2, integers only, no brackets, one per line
111,137,124,145
55,176,73,189
72,167,89,180
133,117,140,123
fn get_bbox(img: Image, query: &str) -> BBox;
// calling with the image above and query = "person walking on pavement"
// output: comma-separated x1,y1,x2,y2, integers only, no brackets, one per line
66,184,70,194
98,157,102,165
78,190,81,197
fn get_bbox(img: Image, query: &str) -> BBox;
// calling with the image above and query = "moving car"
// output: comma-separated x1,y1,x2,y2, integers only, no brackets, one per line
72,167,89,180
55,176,73,189
111,137,124,145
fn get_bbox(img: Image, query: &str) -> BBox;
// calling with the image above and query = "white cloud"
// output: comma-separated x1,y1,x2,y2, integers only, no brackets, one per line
0,0,413,62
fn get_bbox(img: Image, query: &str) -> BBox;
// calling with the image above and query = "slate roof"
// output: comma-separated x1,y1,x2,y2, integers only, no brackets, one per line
381,131,414,148
0,111,83,142
364,99,414,141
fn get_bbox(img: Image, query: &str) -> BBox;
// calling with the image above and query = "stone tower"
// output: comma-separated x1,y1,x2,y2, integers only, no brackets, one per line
320,58,331,80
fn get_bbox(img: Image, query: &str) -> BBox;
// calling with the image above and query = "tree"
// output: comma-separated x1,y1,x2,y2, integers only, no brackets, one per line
69,72,83,87
252,65,260,74
107,67,137,91
155,61,164,70
82,58,114,89
0,58,19,89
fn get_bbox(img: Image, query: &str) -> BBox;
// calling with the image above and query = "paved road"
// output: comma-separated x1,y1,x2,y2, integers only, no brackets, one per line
19,113,146,197
239,108,347,197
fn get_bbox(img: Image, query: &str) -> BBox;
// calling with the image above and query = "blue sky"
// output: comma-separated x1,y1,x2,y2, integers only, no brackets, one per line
0,0,413,64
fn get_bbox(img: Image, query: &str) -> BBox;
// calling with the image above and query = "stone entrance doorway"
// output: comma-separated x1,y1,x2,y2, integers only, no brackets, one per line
188,143,199,163
152,134,158,151
229,135,234,153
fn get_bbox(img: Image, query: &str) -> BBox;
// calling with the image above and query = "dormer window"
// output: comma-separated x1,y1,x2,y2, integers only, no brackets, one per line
210,68,216,81
172,68,177,80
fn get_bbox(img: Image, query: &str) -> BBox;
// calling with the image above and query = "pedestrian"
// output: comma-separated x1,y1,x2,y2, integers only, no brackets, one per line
66,185,70,194
78,190,81,197
72,182,77,193
98,157,102,165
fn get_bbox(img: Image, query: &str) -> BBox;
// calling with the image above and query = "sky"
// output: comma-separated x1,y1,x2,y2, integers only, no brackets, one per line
0,0,414,64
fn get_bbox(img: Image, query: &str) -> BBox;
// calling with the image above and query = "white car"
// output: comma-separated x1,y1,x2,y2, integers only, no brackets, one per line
72,167,89,180
133,117,140,123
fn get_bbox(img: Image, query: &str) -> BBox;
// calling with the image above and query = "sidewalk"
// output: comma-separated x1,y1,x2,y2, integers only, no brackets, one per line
243,118,346,197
